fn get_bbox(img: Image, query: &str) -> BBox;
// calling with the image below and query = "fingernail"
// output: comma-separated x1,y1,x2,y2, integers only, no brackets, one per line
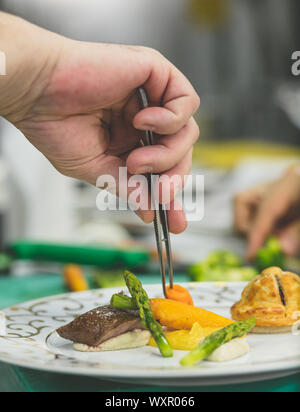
136,165,153,174
140,125,156,132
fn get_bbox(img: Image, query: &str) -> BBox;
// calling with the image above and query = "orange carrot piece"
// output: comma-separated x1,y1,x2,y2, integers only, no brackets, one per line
150,298,233,330
165,284,194,306
64,264,89,292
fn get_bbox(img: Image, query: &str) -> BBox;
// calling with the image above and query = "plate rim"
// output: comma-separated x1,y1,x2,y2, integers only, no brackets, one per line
0,351,299,380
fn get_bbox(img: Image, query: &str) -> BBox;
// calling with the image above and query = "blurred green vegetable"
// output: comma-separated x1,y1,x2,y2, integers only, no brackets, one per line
0,253,12,274
189,250,258,282
93,270,126,289
204,250,242,269
189,237,286,283
255,236,285,273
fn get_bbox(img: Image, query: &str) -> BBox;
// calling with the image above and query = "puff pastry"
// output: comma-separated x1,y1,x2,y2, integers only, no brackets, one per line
231,267,300,333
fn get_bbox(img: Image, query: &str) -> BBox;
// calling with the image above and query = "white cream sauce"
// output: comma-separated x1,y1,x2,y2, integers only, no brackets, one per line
207,339,250,362
73,329,151,352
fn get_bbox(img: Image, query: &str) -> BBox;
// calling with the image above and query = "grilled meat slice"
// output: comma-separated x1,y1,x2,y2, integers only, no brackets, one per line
57,305,145,347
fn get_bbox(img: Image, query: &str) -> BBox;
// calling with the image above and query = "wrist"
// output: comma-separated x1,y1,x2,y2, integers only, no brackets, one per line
0,12,63,124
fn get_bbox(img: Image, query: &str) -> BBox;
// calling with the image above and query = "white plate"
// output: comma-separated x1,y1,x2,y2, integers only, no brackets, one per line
0,283,299,387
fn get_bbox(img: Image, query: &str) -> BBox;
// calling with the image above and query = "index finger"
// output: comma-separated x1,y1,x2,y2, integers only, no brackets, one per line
234,192,255,235
134,60,200,135
247,192,289,259
234,186,266,234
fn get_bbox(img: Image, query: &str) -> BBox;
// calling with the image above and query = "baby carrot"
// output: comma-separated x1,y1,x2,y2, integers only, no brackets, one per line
64,264,89,292
165,284,194,306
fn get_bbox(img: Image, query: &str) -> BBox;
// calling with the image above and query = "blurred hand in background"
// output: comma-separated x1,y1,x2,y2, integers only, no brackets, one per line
235,166,300,259
0,13,200,234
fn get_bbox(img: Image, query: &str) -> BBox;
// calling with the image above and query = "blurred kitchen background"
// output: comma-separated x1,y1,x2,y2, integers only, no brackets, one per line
0,0,299,276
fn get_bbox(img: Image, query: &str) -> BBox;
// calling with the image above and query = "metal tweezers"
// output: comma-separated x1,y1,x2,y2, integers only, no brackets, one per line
138,87,174,298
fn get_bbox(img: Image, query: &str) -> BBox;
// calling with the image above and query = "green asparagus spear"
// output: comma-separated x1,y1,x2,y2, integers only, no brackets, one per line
180,317,256,367
110,293,137,310
123,271,173,358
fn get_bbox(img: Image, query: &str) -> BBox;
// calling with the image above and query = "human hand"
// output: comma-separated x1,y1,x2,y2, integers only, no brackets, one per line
0,13,200,234
234,166,300,259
